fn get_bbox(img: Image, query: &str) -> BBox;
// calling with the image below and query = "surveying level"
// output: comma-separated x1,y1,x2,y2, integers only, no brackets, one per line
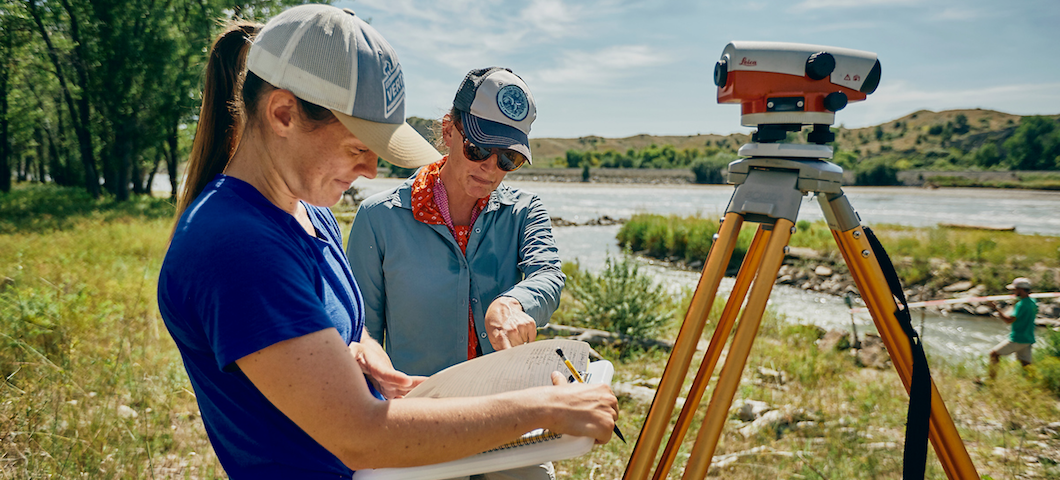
623,42,980,480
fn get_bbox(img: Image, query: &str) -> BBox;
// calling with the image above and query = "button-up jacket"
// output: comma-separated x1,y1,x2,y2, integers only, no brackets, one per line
347,177,565,376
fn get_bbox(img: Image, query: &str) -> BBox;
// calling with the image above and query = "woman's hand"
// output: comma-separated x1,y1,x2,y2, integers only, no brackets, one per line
542,371,618,444
351,334,426,399
484,297,537,350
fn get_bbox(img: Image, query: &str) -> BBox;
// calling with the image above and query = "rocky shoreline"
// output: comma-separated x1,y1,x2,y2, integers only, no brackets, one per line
506,167,696,184
550,214,1060,327
633,244,1060,327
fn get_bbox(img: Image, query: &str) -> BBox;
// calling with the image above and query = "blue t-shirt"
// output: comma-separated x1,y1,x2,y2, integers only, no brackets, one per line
159,175,372,479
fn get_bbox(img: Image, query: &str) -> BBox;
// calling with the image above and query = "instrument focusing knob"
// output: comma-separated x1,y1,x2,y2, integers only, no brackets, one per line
714,57,729,87
805,52,836,80
824,91,848,112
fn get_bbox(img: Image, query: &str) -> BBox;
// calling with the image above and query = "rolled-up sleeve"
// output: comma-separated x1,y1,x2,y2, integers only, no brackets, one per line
347,205,387,343
503,195,565,327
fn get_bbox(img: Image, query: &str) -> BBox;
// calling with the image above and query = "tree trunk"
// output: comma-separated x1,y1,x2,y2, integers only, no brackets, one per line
53,93,78,187
111,119,132,201
16,147,26,182
34,127,47,183
0,35,9,193
46,123,66,186
119,117,138,201
27,0,100,198
144,150,163,195
166,122,179,199
131,148,144,195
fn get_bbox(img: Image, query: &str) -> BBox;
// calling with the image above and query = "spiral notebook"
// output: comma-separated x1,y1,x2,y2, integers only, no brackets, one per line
351,339,613,480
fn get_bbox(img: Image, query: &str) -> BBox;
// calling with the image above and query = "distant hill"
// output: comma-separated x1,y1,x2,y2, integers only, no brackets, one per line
828,109,1034,158
407,109,1060,172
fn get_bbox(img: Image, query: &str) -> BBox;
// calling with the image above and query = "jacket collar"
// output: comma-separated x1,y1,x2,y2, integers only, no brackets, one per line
387,172,517,211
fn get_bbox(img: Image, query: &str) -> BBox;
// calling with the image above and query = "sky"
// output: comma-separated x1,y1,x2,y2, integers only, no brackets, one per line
334,0,1060,139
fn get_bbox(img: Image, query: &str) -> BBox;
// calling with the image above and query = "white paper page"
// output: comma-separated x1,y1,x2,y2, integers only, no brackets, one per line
405,339,591,399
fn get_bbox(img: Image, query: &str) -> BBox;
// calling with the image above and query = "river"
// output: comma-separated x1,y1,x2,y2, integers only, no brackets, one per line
352,177,1060,366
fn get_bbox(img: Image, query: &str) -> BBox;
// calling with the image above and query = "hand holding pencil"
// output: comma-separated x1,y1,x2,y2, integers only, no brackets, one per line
556,349,626,443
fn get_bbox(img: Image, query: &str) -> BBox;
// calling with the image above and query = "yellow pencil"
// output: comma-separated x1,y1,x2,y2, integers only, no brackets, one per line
556,348,625,443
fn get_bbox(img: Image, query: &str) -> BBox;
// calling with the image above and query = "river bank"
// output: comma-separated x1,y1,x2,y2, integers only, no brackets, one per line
613,215,1060,328
505,166,696,184
501,166,1060,189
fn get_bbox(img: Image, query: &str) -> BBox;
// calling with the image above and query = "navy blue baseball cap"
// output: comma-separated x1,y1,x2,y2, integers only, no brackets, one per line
453,67,537,163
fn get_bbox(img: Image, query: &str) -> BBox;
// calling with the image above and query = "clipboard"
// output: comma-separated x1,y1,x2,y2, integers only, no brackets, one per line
351,349,613,480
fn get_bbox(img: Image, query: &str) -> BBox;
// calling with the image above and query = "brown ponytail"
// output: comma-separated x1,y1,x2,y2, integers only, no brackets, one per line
173,22,261,226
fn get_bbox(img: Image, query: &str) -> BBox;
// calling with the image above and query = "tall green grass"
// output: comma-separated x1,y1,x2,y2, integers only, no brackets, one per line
616,214,757,271
1,184,222,478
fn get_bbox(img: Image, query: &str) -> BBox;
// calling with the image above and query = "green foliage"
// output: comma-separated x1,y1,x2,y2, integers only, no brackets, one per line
0,183,174,234
6,0,303,198
1032,356,1060,398
564,255,675,339
974,142,1003,168
616,214,755,270
975,238,997,261
689,153,736,184
853,158,899,186
953,113,970,134
1002,116,1060,170
541,111,1060,183
564,144,718,170
1038,328,1060,360
831,149,858,171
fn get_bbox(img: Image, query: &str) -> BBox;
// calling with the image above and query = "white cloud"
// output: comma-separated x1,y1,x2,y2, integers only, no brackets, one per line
792,0,919,10
520,0,583,37
530,45,674,87
344,0,598,72
932,7,982,21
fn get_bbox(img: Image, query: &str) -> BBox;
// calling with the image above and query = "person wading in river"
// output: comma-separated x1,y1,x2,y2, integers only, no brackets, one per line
986,277,1038,379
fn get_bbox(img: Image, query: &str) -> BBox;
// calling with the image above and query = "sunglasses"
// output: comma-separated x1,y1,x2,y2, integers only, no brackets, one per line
456,124,528,172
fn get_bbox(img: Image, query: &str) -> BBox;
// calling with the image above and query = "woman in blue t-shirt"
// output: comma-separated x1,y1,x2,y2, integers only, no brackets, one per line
157,5,617,479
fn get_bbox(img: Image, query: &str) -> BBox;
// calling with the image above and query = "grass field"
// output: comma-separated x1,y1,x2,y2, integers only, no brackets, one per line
3,184,1059,479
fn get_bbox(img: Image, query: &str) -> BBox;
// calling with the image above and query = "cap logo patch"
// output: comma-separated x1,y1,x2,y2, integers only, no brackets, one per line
497,84,528,121
382,57,404,118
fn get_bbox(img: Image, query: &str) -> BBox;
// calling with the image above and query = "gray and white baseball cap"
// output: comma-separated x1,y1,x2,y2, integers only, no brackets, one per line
246,4,440,168
1006,277,1032,291
453,67,537,164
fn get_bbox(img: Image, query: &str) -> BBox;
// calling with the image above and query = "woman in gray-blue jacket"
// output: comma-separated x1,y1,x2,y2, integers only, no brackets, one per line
347,67,564,379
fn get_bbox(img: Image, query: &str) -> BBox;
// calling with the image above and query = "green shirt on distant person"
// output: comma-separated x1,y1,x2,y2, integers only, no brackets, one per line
1009,297,1038,344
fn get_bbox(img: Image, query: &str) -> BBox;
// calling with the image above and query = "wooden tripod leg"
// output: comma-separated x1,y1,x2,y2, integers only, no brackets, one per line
623,213,744,480
681,219,794,480
832,226,980,480
651,225,771,480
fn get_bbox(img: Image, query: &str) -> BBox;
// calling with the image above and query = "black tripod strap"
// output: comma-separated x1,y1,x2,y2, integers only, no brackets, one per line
863,227,931,479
